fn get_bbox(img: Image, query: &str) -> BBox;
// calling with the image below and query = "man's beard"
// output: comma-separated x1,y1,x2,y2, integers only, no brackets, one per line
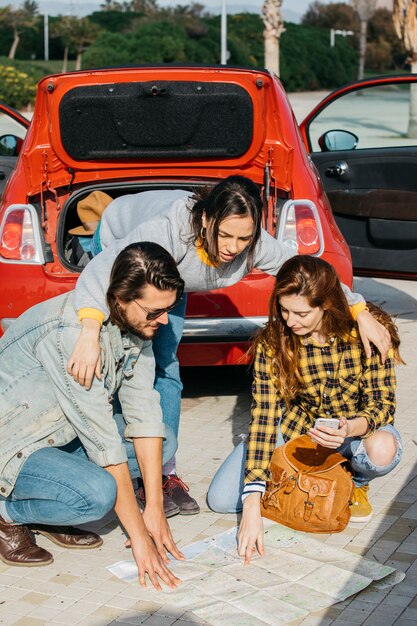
117,308,161,340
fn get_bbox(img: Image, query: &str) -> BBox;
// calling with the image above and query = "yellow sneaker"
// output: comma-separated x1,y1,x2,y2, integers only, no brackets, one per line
350,485,373,522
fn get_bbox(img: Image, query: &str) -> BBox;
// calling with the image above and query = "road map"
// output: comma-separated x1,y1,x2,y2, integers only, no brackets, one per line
108,521,404,625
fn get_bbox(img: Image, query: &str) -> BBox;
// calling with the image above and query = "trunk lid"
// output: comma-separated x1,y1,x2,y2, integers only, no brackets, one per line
22,66,294,195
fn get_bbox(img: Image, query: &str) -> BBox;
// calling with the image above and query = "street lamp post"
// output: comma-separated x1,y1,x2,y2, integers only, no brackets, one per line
44,14,49,62
330,28,354,47
221,0,227,64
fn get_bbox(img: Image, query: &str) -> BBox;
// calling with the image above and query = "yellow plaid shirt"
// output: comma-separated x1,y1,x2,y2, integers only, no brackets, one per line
245,332,396,484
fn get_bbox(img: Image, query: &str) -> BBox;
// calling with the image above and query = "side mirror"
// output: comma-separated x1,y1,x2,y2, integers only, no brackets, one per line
318,130,358,152
0,134,23,157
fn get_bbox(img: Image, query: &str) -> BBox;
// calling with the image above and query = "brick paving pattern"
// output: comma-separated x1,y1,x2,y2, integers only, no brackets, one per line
0,276,416,625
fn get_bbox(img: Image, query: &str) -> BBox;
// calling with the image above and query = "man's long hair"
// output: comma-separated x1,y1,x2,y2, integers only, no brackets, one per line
251,255,403,403
107,242,184,330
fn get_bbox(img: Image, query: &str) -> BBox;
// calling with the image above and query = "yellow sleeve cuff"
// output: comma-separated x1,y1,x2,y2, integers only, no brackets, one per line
350,302,368,321
78,308,105,325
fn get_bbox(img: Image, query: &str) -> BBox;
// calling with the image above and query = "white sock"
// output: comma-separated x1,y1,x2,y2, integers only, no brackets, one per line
162,458,176,476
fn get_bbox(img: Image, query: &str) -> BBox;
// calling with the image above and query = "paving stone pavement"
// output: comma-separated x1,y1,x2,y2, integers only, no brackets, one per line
0,275,416,626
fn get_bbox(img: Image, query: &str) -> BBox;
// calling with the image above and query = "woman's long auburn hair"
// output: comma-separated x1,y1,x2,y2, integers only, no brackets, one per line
251,255,403,404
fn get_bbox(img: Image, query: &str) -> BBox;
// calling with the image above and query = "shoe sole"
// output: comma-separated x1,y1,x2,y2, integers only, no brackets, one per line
349,513,373,523
34,530,103,549
0,552,53,567
179,508,200,515
165,507,180,518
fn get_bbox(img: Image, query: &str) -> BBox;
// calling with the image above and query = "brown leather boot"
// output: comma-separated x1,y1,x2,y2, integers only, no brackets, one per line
0,515,53,567
31,525,103,549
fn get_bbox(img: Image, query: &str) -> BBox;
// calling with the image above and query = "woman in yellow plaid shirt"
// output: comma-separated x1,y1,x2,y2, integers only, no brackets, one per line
208,256,403,564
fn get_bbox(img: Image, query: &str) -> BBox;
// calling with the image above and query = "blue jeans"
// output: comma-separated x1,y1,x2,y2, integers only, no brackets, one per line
1,412,177,526
207,424,402,514
338,424,402,487
153,295,187,444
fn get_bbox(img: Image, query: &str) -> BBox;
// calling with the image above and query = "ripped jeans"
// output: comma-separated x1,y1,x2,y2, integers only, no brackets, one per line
207,424,403,514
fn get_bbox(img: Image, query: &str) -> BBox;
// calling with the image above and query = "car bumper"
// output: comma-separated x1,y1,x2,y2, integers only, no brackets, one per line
182,316,267,342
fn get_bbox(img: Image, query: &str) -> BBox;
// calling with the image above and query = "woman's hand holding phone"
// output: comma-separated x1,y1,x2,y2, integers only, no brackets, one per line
309,417,349,449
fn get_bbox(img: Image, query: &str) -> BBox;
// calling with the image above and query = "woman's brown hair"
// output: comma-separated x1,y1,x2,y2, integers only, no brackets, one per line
189,175,263,269
251,255,403,404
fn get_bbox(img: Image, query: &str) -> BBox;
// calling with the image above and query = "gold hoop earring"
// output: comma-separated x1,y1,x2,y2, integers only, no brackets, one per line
200,226,207,240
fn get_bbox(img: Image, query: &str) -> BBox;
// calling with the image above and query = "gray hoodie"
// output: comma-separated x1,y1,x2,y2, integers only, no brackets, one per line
74,189,363,316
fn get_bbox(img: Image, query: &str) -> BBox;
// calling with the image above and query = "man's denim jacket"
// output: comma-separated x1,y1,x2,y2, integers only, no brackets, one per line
0,292,165,497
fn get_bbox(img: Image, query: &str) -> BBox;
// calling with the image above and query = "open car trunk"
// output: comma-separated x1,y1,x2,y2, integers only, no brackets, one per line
59,180,198,271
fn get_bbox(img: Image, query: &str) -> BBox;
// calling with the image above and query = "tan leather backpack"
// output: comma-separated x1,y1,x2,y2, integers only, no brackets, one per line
260,435,354,533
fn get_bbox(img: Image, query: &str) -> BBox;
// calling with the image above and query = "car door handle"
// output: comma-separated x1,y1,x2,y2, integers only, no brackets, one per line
0,171,5,180
325,161,348,177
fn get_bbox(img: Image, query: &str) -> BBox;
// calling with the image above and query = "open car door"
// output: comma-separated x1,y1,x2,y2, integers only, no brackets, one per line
300,74,417,279
0,102,30,198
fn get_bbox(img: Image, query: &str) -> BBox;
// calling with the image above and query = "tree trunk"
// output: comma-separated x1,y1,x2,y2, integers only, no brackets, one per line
75,51,82,71
408,57,417,138
8,32,20,60
264,30,279,76
62,46,69,73
357,19,368,80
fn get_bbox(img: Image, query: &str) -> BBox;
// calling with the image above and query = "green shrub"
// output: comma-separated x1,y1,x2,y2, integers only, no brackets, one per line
203,16,357,91
129,22,188,64
83,32,132,68
280,23,357,91
0,64,37,109
205,13,263,67
28,14,359,94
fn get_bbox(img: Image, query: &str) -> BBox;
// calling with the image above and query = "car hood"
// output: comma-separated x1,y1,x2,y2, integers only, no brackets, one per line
21,66,294,194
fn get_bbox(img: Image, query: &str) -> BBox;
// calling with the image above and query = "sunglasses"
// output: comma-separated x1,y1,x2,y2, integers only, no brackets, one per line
133,297,182,321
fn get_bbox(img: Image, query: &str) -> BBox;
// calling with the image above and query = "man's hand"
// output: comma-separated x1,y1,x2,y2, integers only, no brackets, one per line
130,533,181,590
105,462,182,591
67,319,101,389
309,417,349,449
238,493,264,565
356,308,390,364
143,506,185,563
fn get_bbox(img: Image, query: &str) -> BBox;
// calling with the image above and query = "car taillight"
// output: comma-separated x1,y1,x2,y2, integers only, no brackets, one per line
0,205,45,264
296,213,320,254
276,200,324,257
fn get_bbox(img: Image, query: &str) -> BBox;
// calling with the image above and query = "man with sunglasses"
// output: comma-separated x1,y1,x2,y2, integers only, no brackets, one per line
0,242,185,589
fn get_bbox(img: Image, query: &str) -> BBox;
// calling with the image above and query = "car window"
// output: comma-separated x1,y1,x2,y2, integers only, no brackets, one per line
308,84,417,152
0,111,27,141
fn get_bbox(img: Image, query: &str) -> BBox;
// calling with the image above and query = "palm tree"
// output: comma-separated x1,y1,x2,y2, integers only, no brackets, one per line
351,0,377,80
393,0,417,136
50,16,101,71
49,17,71,72
262,0,285,75
0,2,38,60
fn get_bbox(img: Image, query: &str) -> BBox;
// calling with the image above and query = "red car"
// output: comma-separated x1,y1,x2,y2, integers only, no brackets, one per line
0,65,356,366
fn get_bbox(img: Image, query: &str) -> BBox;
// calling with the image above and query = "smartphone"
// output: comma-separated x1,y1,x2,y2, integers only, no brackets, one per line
314,418,340,430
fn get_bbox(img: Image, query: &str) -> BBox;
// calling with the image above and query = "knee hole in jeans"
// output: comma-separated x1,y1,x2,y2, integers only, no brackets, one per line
363,430,398,467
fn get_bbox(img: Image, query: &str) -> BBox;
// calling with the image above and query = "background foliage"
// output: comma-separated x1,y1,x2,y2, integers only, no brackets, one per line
0,0,408,108
0,62,37,108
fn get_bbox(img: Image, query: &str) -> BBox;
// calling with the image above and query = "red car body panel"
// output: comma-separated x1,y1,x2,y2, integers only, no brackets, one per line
0,66,352,365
